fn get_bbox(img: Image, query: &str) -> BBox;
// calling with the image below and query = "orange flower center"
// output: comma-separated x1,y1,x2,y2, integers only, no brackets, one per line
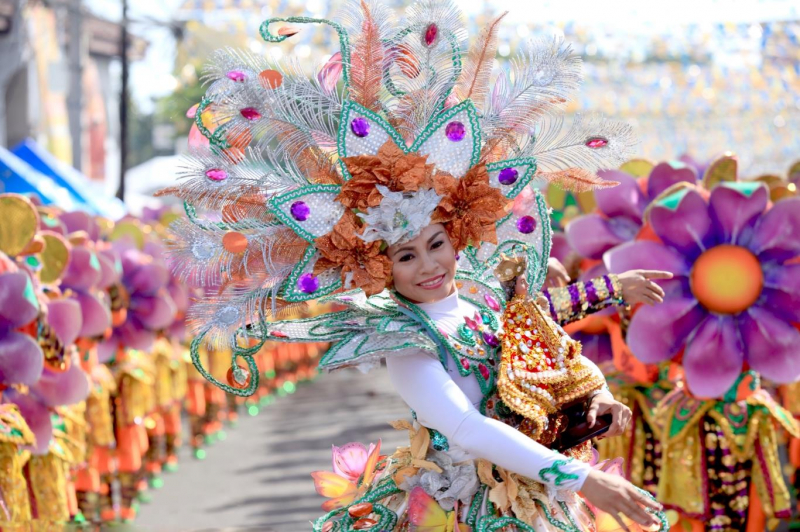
690,245,763,314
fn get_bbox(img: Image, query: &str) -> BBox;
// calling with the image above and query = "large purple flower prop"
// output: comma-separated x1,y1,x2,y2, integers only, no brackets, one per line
97,241,177,361
605,181,800,398
566,162,698,260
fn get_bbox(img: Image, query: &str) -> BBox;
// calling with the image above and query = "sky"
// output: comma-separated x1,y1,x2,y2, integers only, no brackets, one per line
84,0,800,113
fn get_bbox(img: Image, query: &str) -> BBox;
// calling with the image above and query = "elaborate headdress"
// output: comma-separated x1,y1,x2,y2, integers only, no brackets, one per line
162,0,635,391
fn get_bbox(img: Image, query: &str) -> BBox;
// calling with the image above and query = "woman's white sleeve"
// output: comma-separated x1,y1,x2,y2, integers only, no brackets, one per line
385,351,590,491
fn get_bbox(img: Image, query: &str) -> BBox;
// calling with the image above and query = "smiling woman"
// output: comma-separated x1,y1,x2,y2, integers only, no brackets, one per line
162,0,671,530
387,225,458,304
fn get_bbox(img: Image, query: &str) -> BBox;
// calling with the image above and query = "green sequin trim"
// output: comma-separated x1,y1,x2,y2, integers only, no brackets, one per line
538,459,580,487
428,428,450,451
190,330,261,397
279,244,342,302
260,17,352,88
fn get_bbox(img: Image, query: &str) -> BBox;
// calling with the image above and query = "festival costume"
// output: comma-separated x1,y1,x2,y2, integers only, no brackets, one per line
164,1,668,530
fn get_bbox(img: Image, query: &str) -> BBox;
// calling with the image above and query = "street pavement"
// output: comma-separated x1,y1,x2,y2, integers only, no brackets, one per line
134,367,408,532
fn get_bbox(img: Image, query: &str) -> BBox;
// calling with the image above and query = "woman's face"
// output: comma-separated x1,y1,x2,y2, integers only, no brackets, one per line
387,224,457,304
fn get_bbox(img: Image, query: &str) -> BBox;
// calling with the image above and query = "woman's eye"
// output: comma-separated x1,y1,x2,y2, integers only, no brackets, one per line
431,241,444,250
399,254,414,262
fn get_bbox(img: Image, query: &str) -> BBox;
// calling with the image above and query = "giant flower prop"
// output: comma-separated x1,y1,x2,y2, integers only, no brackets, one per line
606,181,800,398
566,160,698,260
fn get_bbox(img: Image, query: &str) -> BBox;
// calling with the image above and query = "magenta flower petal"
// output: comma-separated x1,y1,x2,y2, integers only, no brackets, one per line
133,293,177,330
32,358,90,407
604,240,690,276
594,170,647,222
59,211,99,240
646,161,697,200
649,189,715,260
572,331,612,365
61,247,102,291
0,331,43,386
749,197,800,263
96,250,121,289
9,391,53,455
566,214,628,260
678,154,708,179
118,321,156,351
708,183,768,246
550,233,572,264
129,263,170,295
740,306,800,383
627,297,707,364
46,299,82,347
683,315,744,398
0,272,40,328
760,263,800,322
74,291,111,338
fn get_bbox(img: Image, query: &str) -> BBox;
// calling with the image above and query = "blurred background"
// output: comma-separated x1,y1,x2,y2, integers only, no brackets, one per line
0,0,798,217
0,1,799,530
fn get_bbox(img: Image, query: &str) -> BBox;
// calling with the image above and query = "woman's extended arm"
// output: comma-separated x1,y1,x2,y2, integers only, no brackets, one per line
385,351,590,492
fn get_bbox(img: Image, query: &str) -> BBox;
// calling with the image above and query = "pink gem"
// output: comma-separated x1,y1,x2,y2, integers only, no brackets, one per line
445,121,466,142
464,316,479,331
270,331,287,338
205,168,228,182
240,107,261,120
484,293,500,311
461,359,470,370
424,23,438,46
478,363,490,380
438,327,449,336
585,137,609,149
227,70,246,82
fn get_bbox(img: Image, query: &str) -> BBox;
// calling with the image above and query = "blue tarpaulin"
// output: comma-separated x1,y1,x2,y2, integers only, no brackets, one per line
11,139,126,219
0,145,83,210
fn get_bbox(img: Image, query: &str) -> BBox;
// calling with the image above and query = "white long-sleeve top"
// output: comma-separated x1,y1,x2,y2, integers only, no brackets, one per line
386,289,594,492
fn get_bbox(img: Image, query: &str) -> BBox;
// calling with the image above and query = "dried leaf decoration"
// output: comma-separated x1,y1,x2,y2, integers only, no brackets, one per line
453,12,508,110
536,167,620,193
349,0,385,112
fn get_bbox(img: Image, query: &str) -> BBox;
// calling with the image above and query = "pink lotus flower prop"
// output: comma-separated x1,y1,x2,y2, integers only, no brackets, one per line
605,181,800,398
311,440,382,511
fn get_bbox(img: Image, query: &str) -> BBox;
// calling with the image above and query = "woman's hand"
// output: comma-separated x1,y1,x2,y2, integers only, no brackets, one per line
617,270,672,306
587,393,632,438
581,469,663,530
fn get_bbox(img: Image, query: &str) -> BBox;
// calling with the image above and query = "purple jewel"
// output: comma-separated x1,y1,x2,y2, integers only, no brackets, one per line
516,215,537,234
240,107,261,120
350,117,370,138
424,23,438,46
297,273,319,294
498,167,519,185
290,201,310,222
227,70,246,82
483,332,500,348
445,121,466,142
484,293,500,311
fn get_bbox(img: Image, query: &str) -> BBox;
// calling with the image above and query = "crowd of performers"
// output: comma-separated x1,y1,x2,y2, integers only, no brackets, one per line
2,153,800,532
546,154,800,531
0,193,326,529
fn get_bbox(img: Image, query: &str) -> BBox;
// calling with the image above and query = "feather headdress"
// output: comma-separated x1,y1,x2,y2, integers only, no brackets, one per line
161,0,636,394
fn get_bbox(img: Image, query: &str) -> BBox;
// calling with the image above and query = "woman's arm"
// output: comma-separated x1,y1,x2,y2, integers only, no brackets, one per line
543,275,623,326
385,351,590,492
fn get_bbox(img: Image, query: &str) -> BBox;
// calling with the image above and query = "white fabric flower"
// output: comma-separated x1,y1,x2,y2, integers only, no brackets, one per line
357,185,442,246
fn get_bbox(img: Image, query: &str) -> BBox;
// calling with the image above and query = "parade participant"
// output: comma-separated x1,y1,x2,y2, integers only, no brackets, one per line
164,1,673,529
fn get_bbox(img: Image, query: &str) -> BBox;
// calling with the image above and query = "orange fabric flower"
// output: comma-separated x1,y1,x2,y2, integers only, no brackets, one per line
313,211,393,296
338,141,436,210
431,164,509,251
